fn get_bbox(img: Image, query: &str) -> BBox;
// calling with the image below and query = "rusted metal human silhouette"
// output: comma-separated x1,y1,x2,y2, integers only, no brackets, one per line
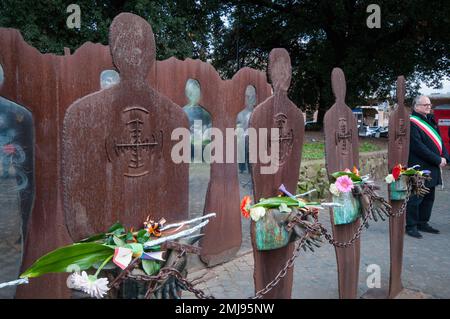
324,68,360,299
249,48,304,298
62,13,189,240
387,76,410,298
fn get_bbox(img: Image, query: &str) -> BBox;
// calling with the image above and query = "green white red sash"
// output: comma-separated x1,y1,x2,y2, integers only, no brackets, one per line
410,115,443,155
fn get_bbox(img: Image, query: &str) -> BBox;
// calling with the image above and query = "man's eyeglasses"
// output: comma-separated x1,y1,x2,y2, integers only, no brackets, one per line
417,103,432,107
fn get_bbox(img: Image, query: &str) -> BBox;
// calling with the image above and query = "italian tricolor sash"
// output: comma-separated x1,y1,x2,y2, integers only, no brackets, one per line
410,115,443,155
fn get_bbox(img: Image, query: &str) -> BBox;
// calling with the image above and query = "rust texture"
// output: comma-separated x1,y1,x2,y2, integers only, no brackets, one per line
387,76,411,298
0,28,113,298
0,13,272,297
153,59,271,266
62,13,189,240
249,48,304,298
324,68,360,299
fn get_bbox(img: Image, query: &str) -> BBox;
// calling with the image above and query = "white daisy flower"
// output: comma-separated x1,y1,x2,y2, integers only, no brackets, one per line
385,174,395,184
249,206,266,222
68,271,85,290
69,271,110,299
329,183,340,196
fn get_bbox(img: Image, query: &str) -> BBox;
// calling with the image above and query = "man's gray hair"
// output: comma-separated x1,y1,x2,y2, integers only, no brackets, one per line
413,95,429,109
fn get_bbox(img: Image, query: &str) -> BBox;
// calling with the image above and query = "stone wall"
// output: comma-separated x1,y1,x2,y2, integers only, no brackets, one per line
298,150,388,200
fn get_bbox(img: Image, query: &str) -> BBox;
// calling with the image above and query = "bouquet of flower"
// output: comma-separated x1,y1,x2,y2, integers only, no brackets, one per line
328,166,362,197
328,167,391,225
16,213,215,299
385,164,430,183
240,185,324,251
385,164,431,198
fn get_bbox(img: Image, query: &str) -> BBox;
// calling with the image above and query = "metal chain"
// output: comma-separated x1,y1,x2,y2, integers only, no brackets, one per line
250,232,310,299
110,181,417,299
388,179,412,218
319,206,372,248
121,231,312,300
127,267,215,299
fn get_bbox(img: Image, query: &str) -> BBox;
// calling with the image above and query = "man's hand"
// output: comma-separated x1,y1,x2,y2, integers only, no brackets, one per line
440,157,447,167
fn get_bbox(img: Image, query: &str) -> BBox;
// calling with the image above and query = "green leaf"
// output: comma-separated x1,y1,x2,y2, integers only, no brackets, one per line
77,233,106,243
125,243,143,257
20,243,114,279
331,172,362,182
253,196,306,208
279,203,292,213
108,222,124,233
402,169,418,176
136,230,150,244
145,245,161,252
142,260,161,276
113,236,126,247
125,232,134,242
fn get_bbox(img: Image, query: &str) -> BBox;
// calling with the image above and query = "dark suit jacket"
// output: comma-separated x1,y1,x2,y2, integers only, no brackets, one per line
408,111,450,187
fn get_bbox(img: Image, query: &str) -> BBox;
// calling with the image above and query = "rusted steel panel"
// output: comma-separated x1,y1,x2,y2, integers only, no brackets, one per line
62,13,189,241
155,57,271,266
249,48,304,299
0,27,114,298
324,68,360,299
387,76,410,298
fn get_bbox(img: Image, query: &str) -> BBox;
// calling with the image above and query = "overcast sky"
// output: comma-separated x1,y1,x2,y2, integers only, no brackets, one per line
420,78,450,95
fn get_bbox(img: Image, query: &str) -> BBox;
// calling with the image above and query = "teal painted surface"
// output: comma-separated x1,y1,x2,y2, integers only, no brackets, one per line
332,192,361,225
390,175,408,200
255,212,290,251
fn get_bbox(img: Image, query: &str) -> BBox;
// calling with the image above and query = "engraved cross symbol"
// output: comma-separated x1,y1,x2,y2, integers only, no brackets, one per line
272,113,294,165
335,118,352,155
115,118,158,169
395,119,406,140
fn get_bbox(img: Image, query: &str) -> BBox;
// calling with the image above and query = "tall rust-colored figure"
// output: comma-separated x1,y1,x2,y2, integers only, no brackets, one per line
249,48,304,298
388,76,410,298
63,13,189,240
324,68,360,299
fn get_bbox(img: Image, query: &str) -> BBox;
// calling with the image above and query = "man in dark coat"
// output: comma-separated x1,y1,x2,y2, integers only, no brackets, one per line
406,95,450,238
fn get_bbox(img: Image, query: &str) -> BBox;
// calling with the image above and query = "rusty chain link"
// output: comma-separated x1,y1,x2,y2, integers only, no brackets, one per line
107,176,430,299
318,197,373,248
388,178,412,218
250,232,311,299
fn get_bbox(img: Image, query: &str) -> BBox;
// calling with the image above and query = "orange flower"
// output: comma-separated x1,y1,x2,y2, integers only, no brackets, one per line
392,164,402,180
352,166,360,176
240,196,251,219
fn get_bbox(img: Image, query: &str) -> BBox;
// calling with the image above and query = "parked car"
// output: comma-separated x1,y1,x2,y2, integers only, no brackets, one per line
358,125,388,138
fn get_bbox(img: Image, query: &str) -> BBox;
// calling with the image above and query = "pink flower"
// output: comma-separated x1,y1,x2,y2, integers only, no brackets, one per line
335,175,354,193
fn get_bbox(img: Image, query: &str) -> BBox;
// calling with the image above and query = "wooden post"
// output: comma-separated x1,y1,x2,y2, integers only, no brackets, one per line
324,68,360,299
388,76,410,298
249,48,304,298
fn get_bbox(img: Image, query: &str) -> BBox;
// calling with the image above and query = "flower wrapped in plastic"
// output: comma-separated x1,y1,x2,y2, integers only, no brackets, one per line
328,167,391,225
14,213,216,299
385,164,431,200
240,185,323,252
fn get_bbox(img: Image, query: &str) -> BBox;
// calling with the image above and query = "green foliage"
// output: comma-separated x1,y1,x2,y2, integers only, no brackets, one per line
359,141,381,153
20,243,114,278
141,260,161,276
0,0,225,61
302,141,382,160
331,171,362,182
302,142,325,160
1,0,448,121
